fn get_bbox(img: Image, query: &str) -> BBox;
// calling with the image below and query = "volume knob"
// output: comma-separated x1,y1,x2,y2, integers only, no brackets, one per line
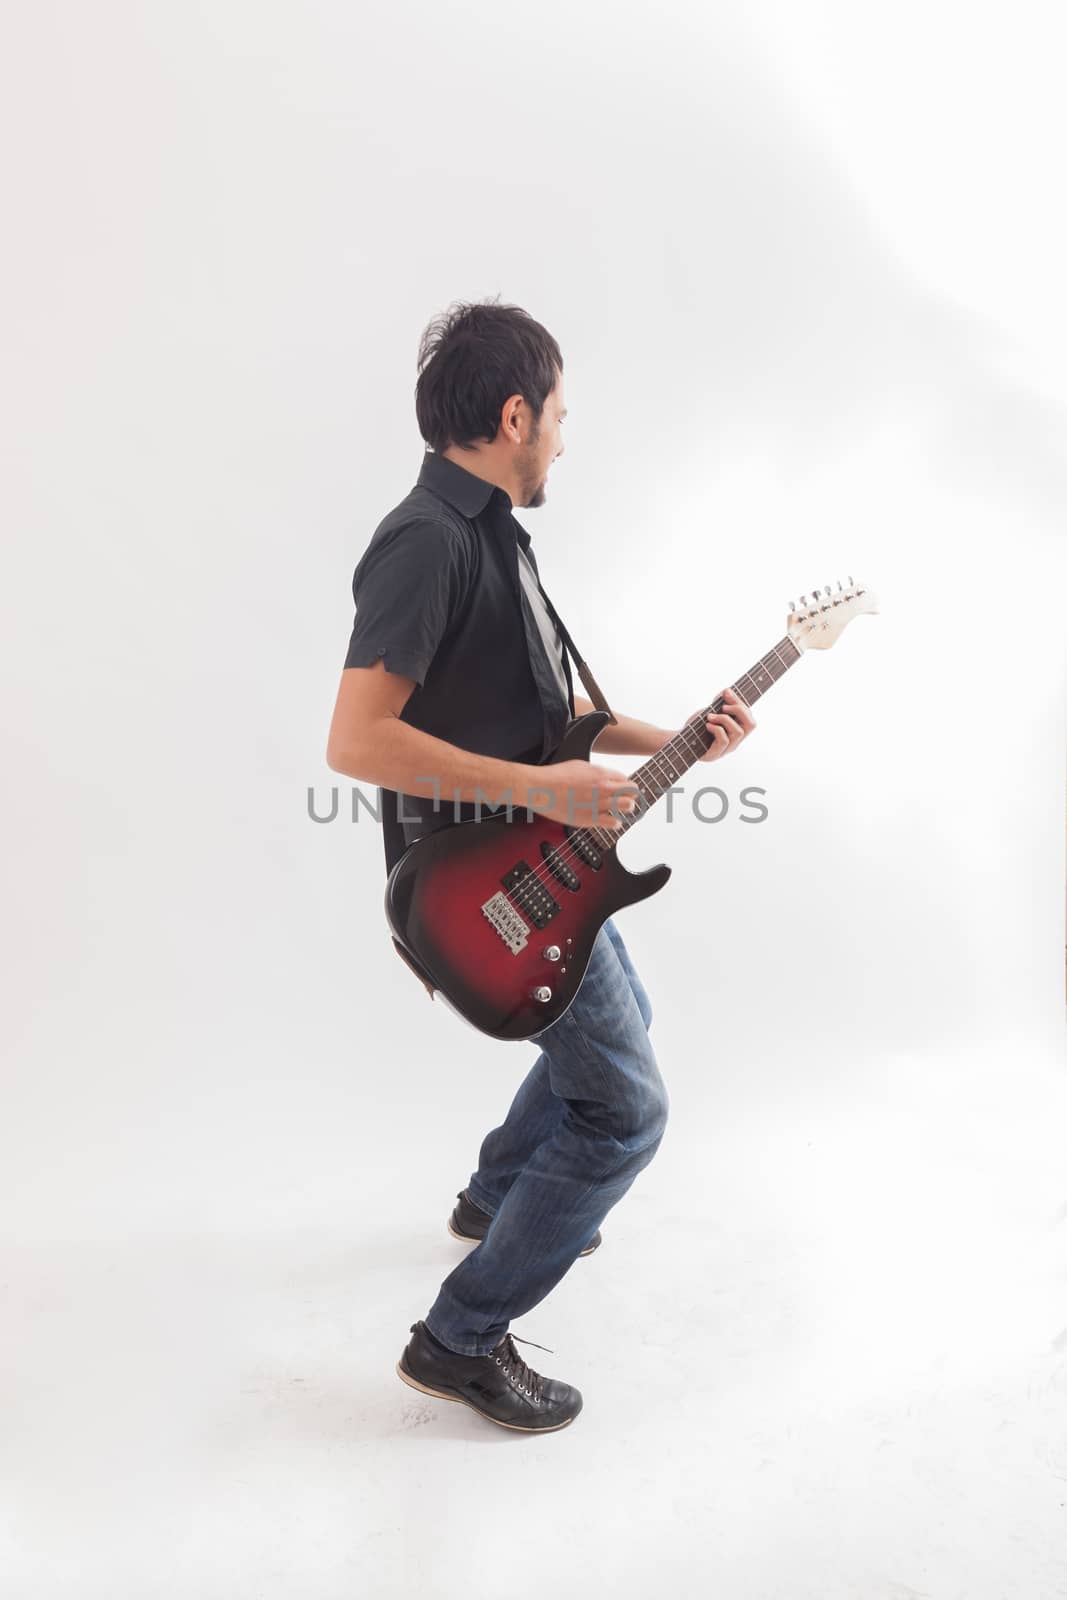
531,986,553,1003
542,945,562,962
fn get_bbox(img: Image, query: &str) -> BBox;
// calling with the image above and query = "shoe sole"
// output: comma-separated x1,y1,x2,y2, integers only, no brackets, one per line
447,1218,599,1256
396,1360,578,1432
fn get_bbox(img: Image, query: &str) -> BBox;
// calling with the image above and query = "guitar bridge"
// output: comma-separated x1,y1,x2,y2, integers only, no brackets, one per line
481,891,530,954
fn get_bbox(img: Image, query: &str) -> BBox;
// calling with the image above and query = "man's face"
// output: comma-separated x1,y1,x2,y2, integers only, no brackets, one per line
518,373,566,509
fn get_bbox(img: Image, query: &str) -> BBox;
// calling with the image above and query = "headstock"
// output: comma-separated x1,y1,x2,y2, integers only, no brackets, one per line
787,577,878,651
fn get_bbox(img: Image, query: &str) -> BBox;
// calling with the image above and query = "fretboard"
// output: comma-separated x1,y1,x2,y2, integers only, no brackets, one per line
576,633,801,852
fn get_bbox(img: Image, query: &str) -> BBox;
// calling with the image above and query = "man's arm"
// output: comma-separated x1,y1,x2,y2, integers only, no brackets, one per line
572,694,672,756
573,690,757,762
326,662,639,827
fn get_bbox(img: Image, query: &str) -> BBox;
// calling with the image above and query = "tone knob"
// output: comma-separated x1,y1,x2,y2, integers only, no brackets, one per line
531,986,553,1003
542,945,562,961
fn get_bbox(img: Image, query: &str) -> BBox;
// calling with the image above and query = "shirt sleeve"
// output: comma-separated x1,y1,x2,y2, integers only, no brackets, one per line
342,517,471,687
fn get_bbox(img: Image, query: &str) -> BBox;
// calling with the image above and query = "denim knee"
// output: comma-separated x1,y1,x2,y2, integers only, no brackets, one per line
641,1080,669,1147
624,1055,669,1153
564,1070,668,1156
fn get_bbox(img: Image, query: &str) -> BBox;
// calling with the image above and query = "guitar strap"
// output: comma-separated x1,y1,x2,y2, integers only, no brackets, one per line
535,585,619,732
380,595,616,878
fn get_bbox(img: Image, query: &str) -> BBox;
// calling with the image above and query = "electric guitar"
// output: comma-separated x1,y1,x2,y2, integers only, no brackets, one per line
386,578,878,1040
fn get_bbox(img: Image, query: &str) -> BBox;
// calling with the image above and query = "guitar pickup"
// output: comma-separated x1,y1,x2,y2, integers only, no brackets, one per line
567,831,602,870
541,841,579,892
500,861,560,931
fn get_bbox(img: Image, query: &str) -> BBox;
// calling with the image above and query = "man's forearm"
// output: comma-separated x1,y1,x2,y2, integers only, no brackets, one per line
572,694,672,757
328,714,537,807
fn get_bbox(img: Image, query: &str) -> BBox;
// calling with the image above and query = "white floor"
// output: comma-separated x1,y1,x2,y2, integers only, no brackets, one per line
4,1037,1067,1600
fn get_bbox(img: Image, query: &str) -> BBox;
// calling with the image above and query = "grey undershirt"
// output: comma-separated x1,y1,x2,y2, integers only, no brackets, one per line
515,543,570,707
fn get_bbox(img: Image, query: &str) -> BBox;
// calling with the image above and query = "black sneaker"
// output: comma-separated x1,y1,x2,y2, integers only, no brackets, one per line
447,1189,602,1257
397,1320,583,1432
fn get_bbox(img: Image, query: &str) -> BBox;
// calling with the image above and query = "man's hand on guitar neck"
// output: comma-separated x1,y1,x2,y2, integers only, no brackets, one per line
573,688,757,765
694,686,757,762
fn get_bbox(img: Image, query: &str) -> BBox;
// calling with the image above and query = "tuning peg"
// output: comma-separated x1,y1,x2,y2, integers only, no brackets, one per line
837,579,843,591
848,574,854,586
788,599,795,613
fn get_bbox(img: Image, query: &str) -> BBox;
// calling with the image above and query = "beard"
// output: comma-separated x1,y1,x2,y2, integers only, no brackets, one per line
519,426,547,508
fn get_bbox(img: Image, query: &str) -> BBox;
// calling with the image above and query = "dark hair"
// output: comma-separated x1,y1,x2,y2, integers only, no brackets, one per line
415,297,562,454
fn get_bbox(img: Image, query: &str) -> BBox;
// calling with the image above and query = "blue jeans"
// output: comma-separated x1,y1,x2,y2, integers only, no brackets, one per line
423,916,669,1356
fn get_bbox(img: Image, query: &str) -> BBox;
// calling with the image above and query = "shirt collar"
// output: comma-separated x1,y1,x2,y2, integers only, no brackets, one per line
416,452,530,547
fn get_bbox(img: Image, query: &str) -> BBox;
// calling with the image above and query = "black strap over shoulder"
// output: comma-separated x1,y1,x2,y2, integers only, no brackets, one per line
535,588,617,729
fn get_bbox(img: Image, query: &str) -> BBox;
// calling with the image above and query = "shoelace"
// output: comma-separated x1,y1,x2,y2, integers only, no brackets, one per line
493,1331,553,1405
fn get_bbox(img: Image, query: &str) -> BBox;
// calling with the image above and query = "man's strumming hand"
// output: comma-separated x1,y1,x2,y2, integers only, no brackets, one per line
519,759,640,830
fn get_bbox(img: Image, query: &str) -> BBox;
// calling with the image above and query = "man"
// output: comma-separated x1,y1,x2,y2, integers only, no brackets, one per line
326,298,755,1433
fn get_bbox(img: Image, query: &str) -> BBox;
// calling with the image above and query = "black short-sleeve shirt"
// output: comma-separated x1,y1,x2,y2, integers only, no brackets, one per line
342,450,576,856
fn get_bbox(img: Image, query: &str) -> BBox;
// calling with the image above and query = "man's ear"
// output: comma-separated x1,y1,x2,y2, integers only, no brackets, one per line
501,392,525,443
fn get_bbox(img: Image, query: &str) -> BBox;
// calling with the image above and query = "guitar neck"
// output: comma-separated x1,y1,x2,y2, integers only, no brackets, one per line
583,633,802,850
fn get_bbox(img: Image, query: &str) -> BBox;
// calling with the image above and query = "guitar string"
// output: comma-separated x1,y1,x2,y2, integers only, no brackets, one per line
500,641,797,918
497,712,710,924
510,582,861,907
480,587,858,932
512,634,798,892
511,712,712,891
494,637,801,922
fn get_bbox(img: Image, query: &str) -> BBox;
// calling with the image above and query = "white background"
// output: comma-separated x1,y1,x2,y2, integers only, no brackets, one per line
2,3,1066,1596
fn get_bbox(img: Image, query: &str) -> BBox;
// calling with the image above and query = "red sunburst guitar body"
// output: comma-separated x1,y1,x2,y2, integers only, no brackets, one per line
386,711,670,1042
